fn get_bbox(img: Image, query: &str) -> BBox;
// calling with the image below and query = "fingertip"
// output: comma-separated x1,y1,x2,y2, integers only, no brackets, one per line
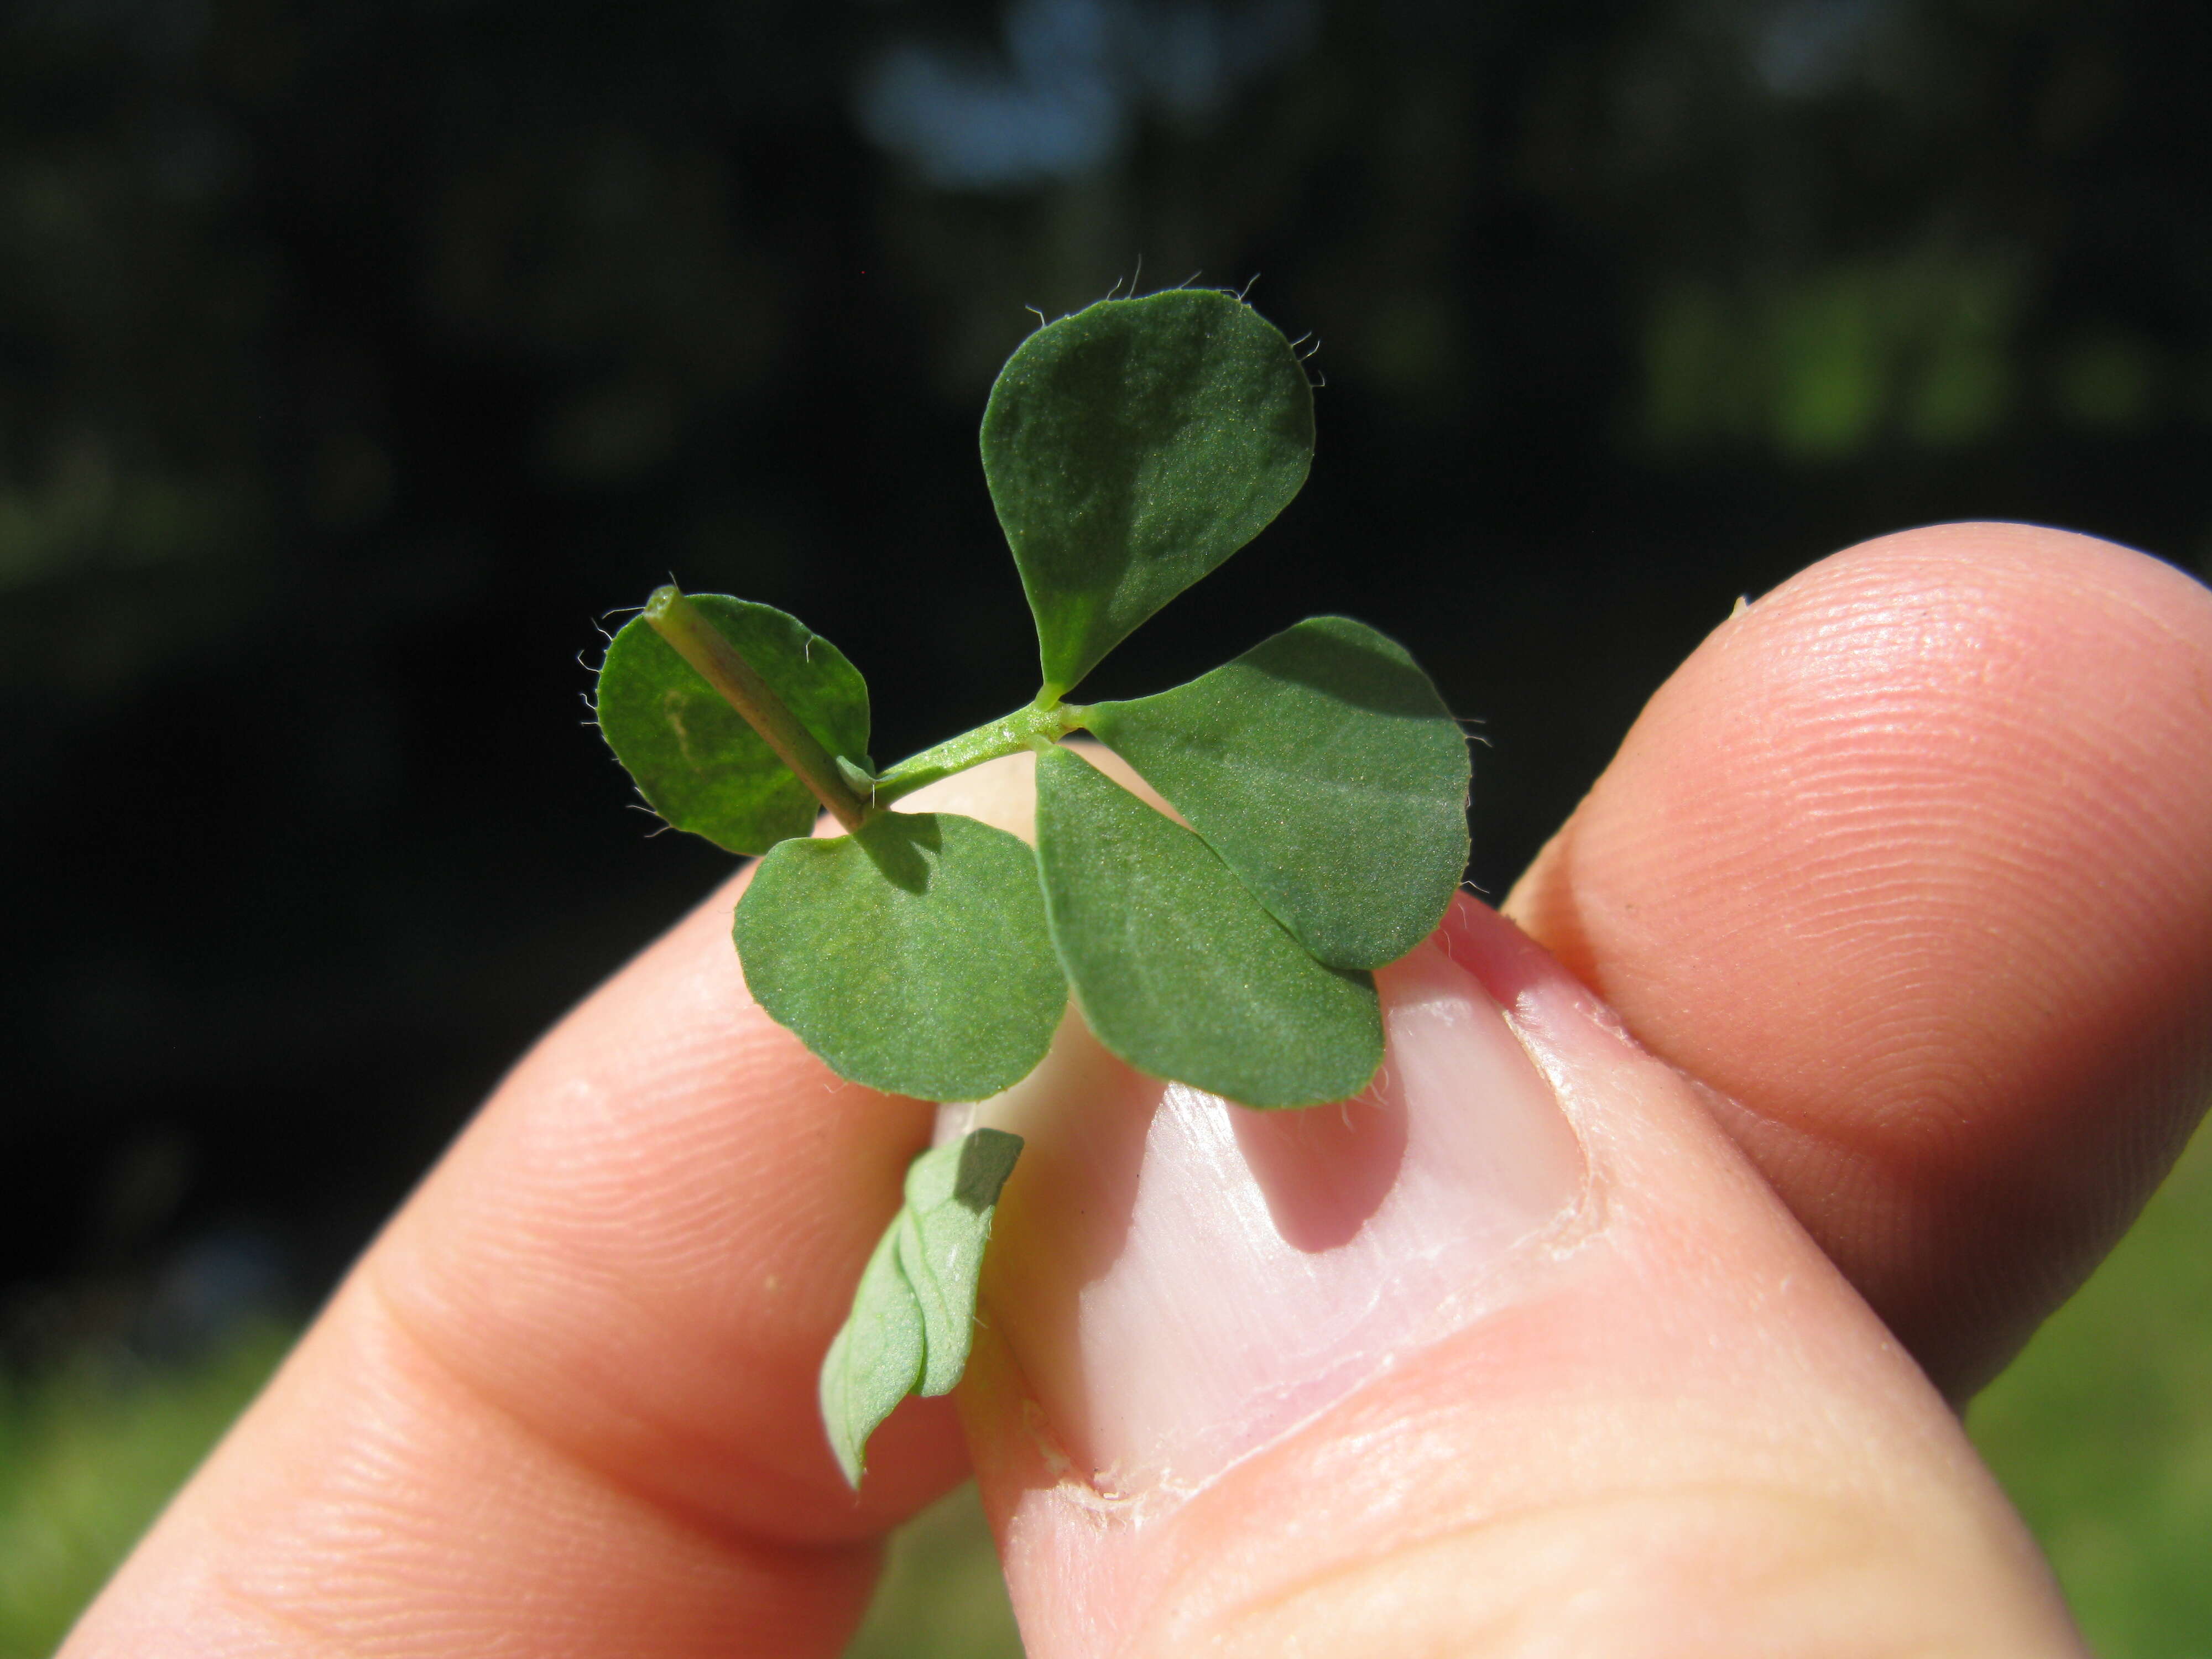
1506,520,2212,1391
964,890,2081,1659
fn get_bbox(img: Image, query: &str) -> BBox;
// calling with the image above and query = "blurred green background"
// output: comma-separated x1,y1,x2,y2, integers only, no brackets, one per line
3,0,2209,1651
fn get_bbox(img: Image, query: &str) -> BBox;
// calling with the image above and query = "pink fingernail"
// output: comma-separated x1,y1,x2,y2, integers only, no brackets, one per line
959,920,1585,1493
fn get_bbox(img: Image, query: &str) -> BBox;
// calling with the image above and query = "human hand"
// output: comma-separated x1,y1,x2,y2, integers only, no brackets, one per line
61,523,2212,1656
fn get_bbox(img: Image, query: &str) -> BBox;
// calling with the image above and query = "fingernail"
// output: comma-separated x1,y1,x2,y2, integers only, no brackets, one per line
956,918,1584,1494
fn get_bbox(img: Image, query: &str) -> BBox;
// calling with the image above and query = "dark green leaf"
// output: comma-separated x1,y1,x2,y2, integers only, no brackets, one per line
982,290,1314,697
820,1129,1024,1488
596,596,870,855
818,1221,924,1489
1032,747,1381,1108
733,812,1065,1101
1083,616,1469,969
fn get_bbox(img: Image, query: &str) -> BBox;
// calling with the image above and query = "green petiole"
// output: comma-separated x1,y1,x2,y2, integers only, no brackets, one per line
869,696,1089,807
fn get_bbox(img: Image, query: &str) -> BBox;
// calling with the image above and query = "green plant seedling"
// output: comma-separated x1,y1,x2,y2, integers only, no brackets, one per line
591,287,1470,1484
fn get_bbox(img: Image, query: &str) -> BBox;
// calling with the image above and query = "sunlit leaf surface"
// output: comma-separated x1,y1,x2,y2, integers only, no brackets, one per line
1086,615,1469,969
733,811,1065,1101
1032,747,1381,1108
983,290,1314,697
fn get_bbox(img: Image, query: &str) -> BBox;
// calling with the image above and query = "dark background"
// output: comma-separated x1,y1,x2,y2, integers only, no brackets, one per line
5,0,2209,1362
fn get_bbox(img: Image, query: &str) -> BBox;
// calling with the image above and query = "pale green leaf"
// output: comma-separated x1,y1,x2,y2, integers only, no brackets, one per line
818,1221,924,1489
820,1129,1024,1488
596,596,870,854
733,812,1065,1102
835,754,878,798
982,290,1314,697
896,1128,1025,1397
1083,615,1469,969
1032,747,1381,1108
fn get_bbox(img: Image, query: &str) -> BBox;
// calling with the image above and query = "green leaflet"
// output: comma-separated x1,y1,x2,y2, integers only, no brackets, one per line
1031,746,1383,1108
596,596,870,854
821,1129,1024,1488
896,1126,1025,1395
818,1220,922,1491
733,811,1066,1102
982,290,1314,698
1084,615,1470,969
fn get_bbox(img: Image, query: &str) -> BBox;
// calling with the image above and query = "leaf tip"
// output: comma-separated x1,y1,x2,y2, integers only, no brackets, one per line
818,1327,870,1491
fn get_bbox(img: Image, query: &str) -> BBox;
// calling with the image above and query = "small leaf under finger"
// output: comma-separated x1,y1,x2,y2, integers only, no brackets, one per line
897,1128,1025,1397
817,1222,924,1489
820,1128,1024,1487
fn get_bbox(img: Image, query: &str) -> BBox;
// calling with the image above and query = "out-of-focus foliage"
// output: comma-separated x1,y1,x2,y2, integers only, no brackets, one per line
844,1483,1025,1659
0,1322,288,1657
1971,1121,2212,1656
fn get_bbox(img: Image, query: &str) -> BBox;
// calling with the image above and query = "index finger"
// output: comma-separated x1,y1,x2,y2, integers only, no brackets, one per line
62,866,954,1658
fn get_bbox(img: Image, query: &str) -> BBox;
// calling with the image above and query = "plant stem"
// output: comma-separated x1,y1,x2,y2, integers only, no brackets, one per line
643,584,872,834
871,696,1088,807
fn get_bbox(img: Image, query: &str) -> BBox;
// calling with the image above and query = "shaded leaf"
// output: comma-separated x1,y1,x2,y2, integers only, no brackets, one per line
733,811,1065,1102
1084,615,1469,969
820,1129,1024,1488
597,596,870,854
818,1220,924,1489
1032,747,1381,1108
982,290,1314,697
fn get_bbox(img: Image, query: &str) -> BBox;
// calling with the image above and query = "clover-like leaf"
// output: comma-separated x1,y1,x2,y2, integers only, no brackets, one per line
983,290,1314,698
596,596,870,854
1032,746,1381,1108
733,811,1065,1102
1083,615,1469,969
820,1128,1024,1488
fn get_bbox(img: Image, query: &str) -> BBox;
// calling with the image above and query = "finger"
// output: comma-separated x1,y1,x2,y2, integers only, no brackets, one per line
964,897,2084,1656
1505,523,2212,1395
64,861,958,1658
